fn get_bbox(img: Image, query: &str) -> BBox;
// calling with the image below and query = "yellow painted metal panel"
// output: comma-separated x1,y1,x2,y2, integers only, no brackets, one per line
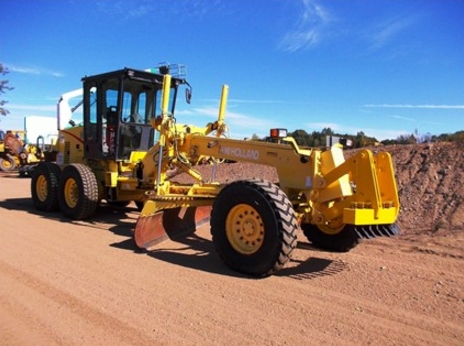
343,207,399,225
105,172,118,187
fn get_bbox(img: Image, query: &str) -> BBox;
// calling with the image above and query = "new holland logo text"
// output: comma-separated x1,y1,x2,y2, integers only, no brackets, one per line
219,146,259,160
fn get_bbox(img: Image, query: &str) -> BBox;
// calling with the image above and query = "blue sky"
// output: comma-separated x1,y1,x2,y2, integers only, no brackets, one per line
1,0,463,141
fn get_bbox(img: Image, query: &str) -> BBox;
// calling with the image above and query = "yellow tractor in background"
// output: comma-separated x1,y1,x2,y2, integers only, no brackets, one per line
31,66,400,277
0,130,44,174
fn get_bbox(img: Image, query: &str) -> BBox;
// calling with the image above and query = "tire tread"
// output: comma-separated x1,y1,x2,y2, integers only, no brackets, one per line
211,179,298,277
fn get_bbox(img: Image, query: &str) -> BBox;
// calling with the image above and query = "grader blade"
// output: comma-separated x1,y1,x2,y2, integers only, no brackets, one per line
134,206,212,250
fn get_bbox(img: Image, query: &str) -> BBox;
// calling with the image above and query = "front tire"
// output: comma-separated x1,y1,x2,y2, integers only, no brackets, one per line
58,164,99,220
31,162,61,212
210,179,298,277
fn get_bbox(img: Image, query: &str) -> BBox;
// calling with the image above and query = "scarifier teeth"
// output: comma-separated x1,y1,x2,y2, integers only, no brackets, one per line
353,224,399,240
371,225,384,237
354,226,373,239
388,224,400,236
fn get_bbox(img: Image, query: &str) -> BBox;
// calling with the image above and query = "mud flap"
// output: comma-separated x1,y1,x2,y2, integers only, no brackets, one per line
134,206,212,250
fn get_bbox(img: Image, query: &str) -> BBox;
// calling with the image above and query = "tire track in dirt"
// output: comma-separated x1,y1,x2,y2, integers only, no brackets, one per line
210,257,462,346
0,290,62,346
0,260,157,346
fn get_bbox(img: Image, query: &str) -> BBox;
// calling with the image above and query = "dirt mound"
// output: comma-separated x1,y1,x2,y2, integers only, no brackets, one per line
387,141,464,234
172,141,464,235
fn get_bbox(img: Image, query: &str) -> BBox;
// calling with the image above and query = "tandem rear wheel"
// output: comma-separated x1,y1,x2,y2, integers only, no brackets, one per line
31,162,61,212
32,162,99,220
58,163,99,220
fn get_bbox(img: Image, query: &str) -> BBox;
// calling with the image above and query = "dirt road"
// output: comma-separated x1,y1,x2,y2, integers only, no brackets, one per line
1,173,463,345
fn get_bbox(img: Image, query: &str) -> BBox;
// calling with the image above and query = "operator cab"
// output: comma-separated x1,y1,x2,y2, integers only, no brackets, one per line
82,67,189,161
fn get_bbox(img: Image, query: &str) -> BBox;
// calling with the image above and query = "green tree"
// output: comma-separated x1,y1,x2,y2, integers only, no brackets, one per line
396,133,417,144
251,133,261,141
354,131,365,147
289,129,311,146
381,138,399,145
0,63,14,116
321,127,333,136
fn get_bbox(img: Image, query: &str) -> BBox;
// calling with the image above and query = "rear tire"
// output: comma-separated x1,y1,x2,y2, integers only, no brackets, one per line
302,223,359,252
58,163,99,220
210,179,298,277
0,154,16,172
31,162,61,212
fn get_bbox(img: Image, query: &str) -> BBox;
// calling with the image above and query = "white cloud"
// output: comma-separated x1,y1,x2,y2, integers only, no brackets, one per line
190,106,221,118
96,0,151,17
367,14,416,51
279,0,333,52
96,0,221,19
7,104,56,112
175,104,279,139
365,128,410,141
364,104,464,109
8,64,64,77
228,99,287,105
391,115,415,121
226,111,276,127
304,121,410,141
200,98,286,105
174,109,196,116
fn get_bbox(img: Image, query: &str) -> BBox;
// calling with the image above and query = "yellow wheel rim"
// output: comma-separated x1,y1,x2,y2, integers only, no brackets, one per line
3,160,12,169
226,204,264,255
35,175,48,202
64,178,79,208
317,217,345,235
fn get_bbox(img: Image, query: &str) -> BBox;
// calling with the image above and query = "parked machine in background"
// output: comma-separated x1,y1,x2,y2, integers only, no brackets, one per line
30,65,400,277
0,130,45,174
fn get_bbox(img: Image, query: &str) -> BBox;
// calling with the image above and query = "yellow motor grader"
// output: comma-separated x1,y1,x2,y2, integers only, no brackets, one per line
31,66,400,277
